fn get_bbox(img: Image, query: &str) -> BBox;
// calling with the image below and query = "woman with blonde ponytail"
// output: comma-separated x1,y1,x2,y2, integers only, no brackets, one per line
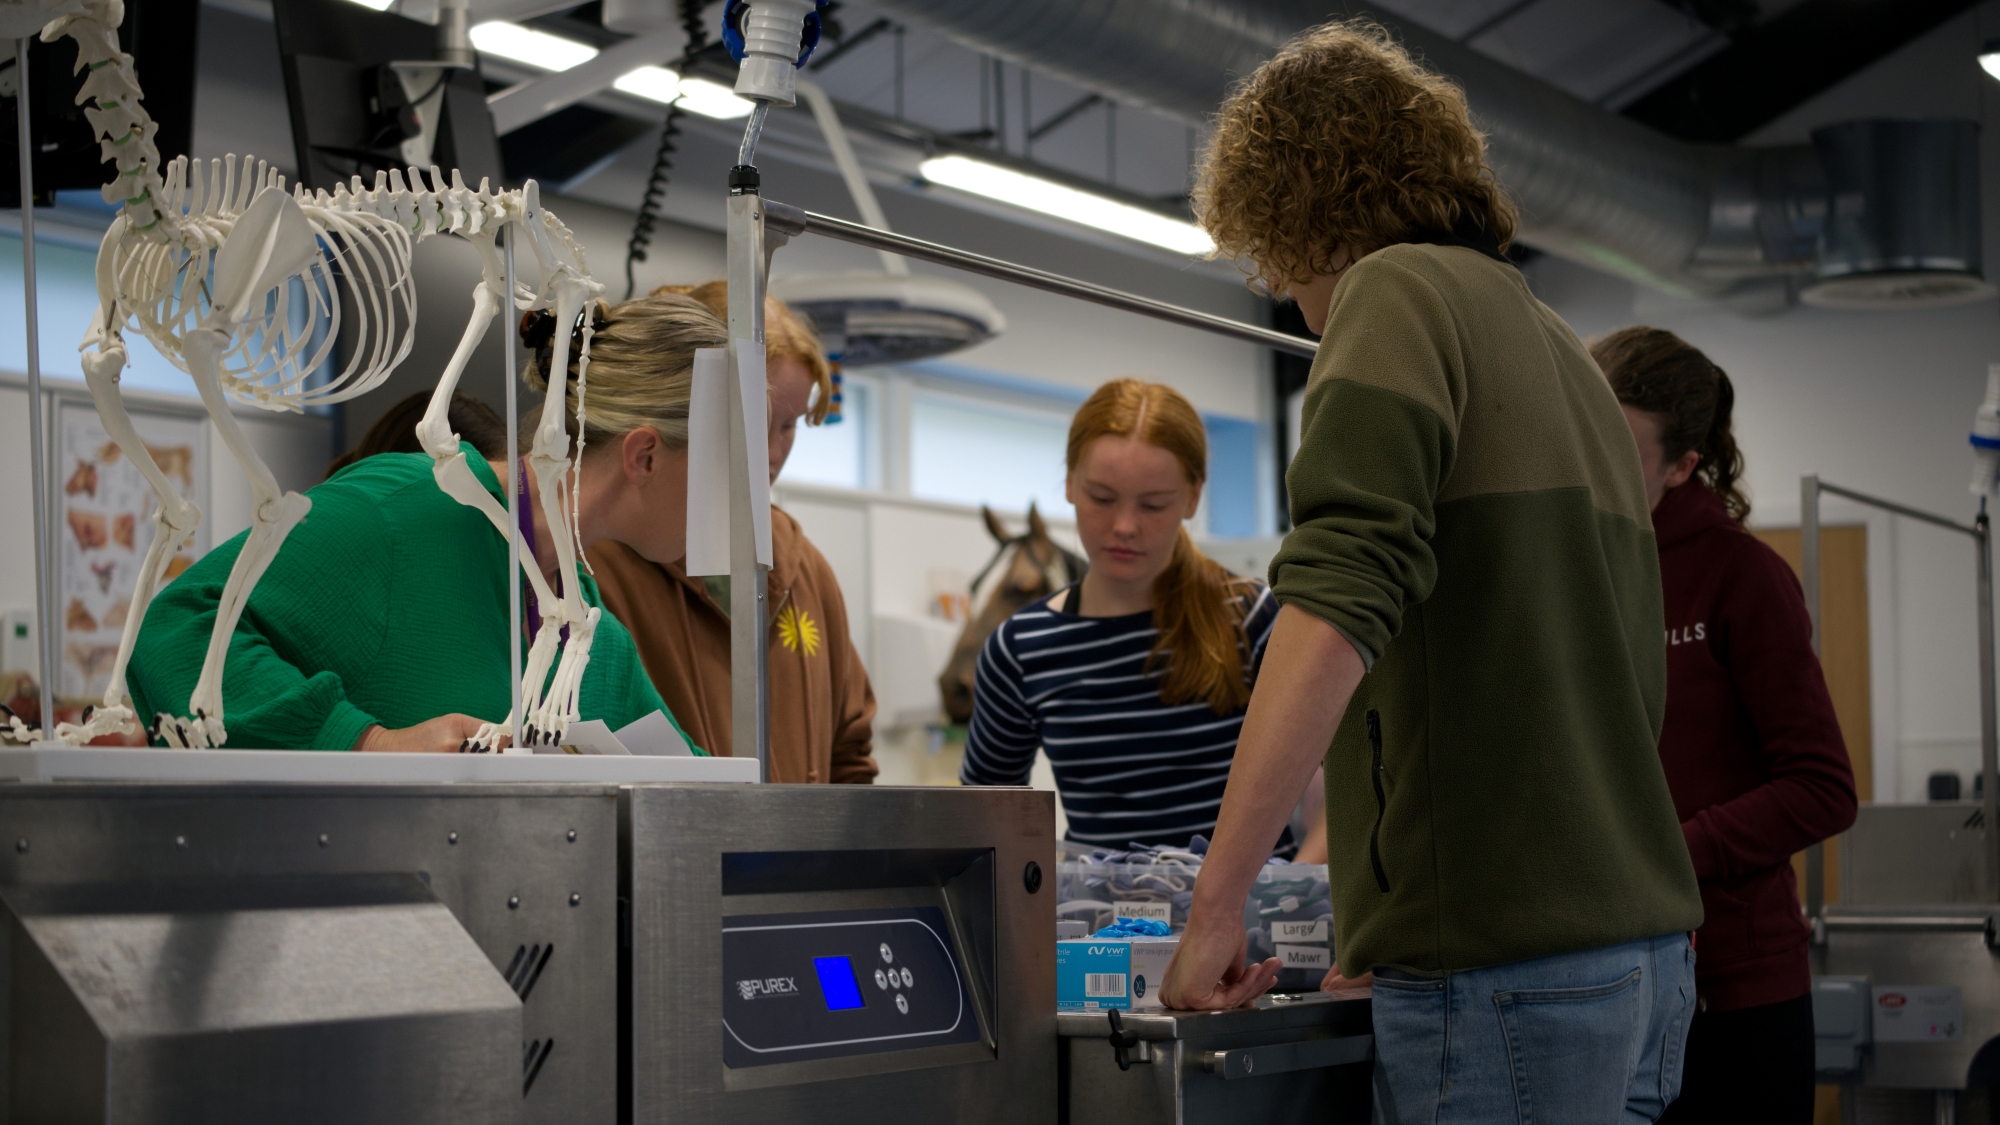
960,379,1284,852
126,292,721,753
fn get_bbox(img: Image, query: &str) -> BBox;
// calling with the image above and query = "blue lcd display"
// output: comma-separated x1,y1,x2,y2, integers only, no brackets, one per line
813,956,865,1010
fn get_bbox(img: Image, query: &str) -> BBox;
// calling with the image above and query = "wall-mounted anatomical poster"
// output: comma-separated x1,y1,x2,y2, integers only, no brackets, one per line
54,398,209,702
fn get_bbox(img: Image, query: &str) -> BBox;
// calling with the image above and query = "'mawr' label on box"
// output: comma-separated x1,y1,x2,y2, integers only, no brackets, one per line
1874,986,1963,1041
1113,900,1172,925
1276,943,1331,969
1272,919,1328,943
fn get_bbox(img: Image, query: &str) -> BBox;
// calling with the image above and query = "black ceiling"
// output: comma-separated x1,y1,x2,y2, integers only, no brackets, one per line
1622,0,1983,142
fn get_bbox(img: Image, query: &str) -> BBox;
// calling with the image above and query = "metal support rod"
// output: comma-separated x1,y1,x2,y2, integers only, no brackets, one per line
1820,481,1981,535
726,169,771,782
1800,474,2000,904
17,37,57,743
503,227,523,749
1801,474,1824,917
762,202,1323,358
1977,500,1998,902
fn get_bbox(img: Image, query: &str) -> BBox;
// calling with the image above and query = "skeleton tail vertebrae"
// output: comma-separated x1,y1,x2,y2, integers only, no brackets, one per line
43,0,166,235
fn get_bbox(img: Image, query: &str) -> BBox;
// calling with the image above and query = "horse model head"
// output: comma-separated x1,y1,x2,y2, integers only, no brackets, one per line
937,504,1088,725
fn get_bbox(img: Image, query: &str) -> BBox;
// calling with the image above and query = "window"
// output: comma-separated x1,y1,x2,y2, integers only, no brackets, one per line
909,391,1072,519
0,232,187,395
783,374,877,489
1203,414,1261,539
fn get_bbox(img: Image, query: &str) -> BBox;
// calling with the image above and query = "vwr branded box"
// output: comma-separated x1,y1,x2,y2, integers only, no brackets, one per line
1058,938,1178,1012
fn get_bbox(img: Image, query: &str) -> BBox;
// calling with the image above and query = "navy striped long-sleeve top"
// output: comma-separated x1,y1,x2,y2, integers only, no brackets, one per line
960,581,1282,849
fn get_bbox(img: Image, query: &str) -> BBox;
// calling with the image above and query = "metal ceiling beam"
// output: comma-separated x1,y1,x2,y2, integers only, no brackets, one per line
486,24,686,136
1622,0,1981,141
809,16,892,71
1027,92,1102,141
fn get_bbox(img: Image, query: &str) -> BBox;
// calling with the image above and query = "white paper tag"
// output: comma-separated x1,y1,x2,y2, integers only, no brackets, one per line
684,347,730,577
1113,901,1172,925
1275,943,1332,969
1874,986,1963,1041
547,719,631,756
616,710,693,756
734,342,773,567
1273,918,1329,944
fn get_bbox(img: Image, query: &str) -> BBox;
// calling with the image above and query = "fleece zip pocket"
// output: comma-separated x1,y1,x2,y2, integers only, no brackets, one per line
1366,709,1390,893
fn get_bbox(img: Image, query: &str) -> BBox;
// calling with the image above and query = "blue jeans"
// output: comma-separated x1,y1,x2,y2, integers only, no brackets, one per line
1370,932,1695,1125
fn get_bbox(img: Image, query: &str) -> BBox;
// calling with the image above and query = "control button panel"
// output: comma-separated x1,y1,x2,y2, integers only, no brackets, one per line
722,906,980,1068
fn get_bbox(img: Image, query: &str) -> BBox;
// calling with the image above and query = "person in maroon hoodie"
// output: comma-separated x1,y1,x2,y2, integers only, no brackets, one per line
1596,326,1858,1124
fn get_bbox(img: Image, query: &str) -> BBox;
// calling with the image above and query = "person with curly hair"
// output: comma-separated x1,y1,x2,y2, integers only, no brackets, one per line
1600,327,1855,1125
1157,19,1704,1122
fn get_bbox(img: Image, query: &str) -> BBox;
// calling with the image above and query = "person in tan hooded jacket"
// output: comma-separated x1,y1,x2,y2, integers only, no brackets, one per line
586,282,877,784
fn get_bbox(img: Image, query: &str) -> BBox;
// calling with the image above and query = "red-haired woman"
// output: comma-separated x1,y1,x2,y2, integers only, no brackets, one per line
1599,327,1857,1125
960,379,1286,853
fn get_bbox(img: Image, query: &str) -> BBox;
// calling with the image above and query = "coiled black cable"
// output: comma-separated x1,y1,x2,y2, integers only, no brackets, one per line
624,0,712,300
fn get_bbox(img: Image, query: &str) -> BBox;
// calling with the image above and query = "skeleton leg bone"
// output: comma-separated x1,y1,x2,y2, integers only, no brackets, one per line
57,340,199,744
161,327,311,747
521,276,595,745
415,234,568,752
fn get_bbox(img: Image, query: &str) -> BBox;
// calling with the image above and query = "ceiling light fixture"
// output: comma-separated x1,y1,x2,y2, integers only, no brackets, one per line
917,154,1214,256
1982,39,2000,82
616,67,756,119
469,21,599,71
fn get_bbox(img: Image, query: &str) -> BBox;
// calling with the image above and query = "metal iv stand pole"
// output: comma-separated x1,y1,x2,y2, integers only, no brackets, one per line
727,104,775,781
1801,474,2000,912
15,37,60,745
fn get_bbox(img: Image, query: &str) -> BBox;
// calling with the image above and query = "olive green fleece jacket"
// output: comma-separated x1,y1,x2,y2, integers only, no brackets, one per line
1272,242,1703,977
128,446,693,752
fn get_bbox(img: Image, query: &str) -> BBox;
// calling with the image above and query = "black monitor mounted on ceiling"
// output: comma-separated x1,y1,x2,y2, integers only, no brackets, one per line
272,0,503,193
0,0,200,208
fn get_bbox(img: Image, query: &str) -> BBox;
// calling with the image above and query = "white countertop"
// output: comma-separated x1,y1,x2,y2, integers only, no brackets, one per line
0,746,761,785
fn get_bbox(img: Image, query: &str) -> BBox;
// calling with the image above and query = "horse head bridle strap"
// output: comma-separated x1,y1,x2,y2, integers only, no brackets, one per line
967,535,1023,595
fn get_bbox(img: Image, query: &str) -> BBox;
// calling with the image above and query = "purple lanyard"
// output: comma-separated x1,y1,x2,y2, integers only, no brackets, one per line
517,461,569,644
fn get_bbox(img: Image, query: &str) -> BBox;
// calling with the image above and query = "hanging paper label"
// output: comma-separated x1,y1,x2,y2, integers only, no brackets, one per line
684,347,730,576
734,341,773,567
1272,919,1329,944
1275,943,1332,969
1112,901,1172,925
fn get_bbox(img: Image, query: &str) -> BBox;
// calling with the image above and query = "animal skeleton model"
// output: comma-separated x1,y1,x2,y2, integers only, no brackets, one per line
6,0,605,751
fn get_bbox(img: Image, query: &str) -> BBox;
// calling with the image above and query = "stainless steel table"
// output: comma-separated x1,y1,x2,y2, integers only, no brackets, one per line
1,781,620,1125
1057,990,1374,1125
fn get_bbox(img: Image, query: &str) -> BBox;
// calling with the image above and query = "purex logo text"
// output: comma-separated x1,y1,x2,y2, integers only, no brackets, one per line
736,977,800,1001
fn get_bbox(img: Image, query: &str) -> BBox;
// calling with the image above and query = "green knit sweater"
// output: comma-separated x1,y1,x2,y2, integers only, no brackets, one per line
1272,243,1702,976
128,445,690,752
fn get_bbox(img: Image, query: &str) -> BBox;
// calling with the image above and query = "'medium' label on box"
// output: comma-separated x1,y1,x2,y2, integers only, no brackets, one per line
1113,901,1172,925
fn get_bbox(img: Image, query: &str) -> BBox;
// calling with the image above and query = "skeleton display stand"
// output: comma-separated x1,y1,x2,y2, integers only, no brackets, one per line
4,0,617,754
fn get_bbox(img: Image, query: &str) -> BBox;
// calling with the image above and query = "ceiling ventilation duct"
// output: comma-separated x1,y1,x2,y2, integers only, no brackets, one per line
1803,120,1993,309
864,0,1987,310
